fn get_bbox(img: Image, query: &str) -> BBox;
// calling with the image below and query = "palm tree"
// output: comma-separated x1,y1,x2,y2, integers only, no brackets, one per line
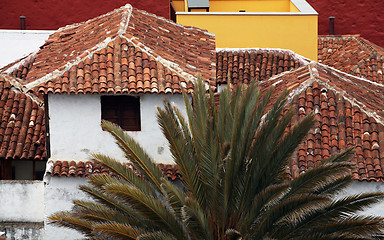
50,80,384,239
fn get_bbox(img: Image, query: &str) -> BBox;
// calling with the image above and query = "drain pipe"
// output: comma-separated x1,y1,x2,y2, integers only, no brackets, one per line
20,16,26,30
329,16,335,35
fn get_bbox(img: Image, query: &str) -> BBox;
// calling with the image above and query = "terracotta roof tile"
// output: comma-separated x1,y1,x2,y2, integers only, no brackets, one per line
216,49,308,85
257,62,384,181
46,62,384,182
47,160,182,180
1,4,216,94
0,74,46,161
318,35,384,84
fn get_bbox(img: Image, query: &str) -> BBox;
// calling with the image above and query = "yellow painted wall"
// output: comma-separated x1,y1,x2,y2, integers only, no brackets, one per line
177,14,318,60
289,2,300,12
208,0,290,12
172,0,185,12
173,0,297,12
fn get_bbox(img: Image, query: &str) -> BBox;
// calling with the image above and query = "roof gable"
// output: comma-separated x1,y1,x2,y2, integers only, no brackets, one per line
258,63,384,181
2,4,216,94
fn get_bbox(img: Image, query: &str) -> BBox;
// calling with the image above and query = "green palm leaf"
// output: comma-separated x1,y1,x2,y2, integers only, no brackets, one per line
50,78,384,240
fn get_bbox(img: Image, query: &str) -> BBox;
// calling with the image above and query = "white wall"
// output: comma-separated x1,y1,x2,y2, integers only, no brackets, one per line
0,30,53,68
48,94,186,164
0,181,44,222
1,223,43,240
340,181,384,217
44,176,88,240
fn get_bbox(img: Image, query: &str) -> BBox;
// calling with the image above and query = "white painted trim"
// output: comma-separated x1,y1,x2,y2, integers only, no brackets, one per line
176,0,318,16
290,0,318,14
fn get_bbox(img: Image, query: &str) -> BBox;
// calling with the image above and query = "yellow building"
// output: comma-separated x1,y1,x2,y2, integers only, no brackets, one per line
171,0,318,60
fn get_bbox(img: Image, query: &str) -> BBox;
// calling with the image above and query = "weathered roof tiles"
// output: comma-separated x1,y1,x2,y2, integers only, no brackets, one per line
1,4,216,94
47,160,182,180
0,74,46,160
216,48,308,85
318,35,384,84
258,62,384,181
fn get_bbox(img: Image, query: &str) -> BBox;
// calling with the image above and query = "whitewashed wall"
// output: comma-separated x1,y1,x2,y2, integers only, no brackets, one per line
0,30,53,68
0,181,44,222
44,176,88,240
48,94,186,164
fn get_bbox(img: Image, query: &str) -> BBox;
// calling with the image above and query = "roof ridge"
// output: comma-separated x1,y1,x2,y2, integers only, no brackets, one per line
265,62,384,126
348,36,379,74
0,74,44,106
55,4,131,34
358,37,384,61
23,5,134,92
2,50,37,76
314,63,384,125
258,62,311,87
317,60,384,87
285,62,316,104
121,35,197,87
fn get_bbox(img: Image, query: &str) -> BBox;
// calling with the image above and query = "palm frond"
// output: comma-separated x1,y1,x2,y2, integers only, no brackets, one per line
92,222,143,239
137,231,178,240
104,183,187,239
101,120,163,192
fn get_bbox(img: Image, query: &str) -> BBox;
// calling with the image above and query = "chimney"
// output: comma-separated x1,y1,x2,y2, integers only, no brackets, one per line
20,16,26,30
329,16,335,35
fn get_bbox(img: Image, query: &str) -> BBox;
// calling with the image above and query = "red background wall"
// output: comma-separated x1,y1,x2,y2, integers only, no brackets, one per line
0,0,383,47
307,0,384,47
0,0,170,30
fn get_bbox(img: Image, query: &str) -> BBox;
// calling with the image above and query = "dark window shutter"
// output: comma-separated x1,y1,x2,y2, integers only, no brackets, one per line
101,96,141,131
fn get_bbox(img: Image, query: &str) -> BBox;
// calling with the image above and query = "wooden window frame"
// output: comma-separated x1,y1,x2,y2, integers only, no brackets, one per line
101,95,141,131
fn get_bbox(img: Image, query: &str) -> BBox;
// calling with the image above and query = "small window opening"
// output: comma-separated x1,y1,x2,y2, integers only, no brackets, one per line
0,159,46,180
101,96,141,131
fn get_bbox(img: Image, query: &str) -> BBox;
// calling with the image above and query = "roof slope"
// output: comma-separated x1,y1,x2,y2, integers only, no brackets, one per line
318,35,384,84
0,74,46,160
258,62,384,181
216,49,308,85
1,4,216,94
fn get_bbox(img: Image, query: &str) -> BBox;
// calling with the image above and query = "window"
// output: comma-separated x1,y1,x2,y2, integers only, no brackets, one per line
0,159,46,180
101,96,141,131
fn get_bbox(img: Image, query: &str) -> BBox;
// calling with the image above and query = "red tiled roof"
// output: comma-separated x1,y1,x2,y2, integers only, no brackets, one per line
47,160,181,180
0,74,46,160
318,35,384,84
1,4,216,94
216,49,308,85
258,62,384,181
47,62,384,182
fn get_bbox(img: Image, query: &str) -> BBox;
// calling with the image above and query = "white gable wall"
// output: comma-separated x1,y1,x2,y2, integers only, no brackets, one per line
48,94,186,164
0,30,53,68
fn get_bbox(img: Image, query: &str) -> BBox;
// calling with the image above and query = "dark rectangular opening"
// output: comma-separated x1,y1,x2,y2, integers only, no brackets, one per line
101,95,141,131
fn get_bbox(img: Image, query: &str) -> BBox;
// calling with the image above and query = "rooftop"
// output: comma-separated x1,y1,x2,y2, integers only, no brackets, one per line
0,74,46,161
1,4,216,95
318,35,384,84
258,62,384,181
216,48,309,85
